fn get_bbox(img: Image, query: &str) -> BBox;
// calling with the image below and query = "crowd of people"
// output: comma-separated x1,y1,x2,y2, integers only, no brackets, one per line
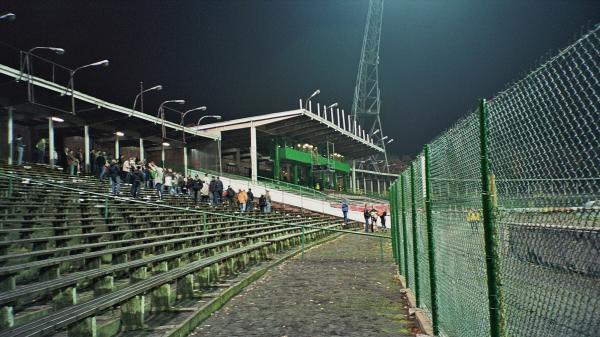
89,153,274,213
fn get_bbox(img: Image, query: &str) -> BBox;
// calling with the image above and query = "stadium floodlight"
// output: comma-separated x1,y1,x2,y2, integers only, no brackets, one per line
381,135,388,141
131,84,162,116
304,89,320,109
387,138,394,144
51,116,64,123
115,131,125,137
0,13,15,22
327,103,338,109
197,115,222,126
372,129,380,135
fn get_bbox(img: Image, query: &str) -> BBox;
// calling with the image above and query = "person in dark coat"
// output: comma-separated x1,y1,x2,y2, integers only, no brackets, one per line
108,160,120,195
130,166,143,198
191,175,202,205
246,188,254,211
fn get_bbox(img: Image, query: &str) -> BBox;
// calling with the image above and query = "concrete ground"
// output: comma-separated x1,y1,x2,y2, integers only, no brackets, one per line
189,234,419,337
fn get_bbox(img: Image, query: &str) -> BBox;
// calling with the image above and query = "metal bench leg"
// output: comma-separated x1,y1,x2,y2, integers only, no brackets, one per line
94,276,114,296
177,274,195,299
67,316,97,337
0,306,13,330
121,295,145,331
151,284,171,312
53,286,77,310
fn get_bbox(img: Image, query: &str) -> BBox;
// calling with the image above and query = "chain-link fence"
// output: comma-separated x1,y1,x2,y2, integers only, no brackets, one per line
389,24,599,337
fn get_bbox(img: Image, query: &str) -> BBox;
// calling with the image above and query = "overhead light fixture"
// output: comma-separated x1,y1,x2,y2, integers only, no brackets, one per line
51,116,64,123
381,136,388,141
115,131,125,137
327,103,338,109
0,13,16,22
387,138,394,144
162,142,170,147
372,129,380,135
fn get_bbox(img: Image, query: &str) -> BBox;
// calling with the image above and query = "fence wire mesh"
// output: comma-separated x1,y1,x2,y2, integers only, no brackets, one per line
486,24,600,337
388,24,599,337
403,170,416,292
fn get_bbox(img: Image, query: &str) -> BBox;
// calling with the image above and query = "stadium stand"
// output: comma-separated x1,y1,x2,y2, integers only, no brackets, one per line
0,162,359,337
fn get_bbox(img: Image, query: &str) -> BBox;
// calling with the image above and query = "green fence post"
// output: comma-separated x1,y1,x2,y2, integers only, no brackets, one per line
379,236,384,262
479,98,502,337
203,213,208,239
301,226,305,260
104,197,109,222
410,163,420,307
8,176,13,198
424,144,439,335
400,174,410,285
390,184,398,263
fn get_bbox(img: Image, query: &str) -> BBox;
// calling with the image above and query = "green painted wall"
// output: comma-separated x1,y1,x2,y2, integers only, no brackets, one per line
278,147,350,173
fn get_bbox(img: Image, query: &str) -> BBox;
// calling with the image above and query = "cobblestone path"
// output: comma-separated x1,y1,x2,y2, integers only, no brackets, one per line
189,234,419,337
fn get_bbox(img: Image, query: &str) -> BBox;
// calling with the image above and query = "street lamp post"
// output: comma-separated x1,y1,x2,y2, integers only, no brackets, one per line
67,60,109,114
196,115,222,126
21,47,65,103
179,106,206,176
131,84,162,116
305,89,320,109
157,100,186,168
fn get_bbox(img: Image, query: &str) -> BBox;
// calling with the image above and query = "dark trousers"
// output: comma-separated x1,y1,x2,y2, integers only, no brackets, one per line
131,181,140,198
193,189,199,204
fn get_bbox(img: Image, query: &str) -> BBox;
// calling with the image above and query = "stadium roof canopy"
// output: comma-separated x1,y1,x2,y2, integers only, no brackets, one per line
194,109,384,159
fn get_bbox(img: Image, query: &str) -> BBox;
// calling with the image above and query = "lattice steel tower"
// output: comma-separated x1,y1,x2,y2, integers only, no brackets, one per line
351,0,388,172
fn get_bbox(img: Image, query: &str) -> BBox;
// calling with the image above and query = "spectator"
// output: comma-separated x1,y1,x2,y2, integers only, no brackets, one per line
149,162,164,200
363,204,370,233
35,138,47,163
67,149,78,175
122,158,131,183
380,208,387,230
237,189,248,212
226,185,236,207
191,175,202,204
215,177,224,204
265,190,272,213
200,178,210,204
96,152,106,178
247,188,254,211
259,194,266,213
177,173,185,195
15,134,25,165
131,165,143,198
370,206,378,232
108,159,121,195
164,169,175,195
341,199,349,224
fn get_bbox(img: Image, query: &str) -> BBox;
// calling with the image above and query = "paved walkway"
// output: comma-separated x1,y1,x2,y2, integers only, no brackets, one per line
189,234,419,337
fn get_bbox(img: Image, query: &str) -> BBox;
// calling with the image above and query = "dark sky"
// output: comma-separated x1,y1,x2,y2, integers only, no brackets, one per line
1,0,599,156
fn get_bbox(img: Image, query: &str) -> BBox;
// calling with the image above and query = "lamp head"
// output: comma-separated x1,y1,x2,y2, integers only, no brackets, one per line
115,131,125,137
174,100,185,104
51,116,64,123
92,60,109,67
328,103,338,109
0,13,15,21
162,142,170,147
151,85,163,91
51,48,65,55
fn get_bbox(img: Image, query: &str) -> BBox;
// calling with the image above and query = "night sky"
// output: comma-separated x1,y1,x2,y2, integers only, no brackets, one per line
1,0,599,156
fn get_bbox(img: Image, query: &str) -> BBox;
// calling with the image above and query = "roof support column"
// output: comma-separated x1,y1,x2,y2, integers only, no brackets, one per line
363,175,367,194
183,146,188,177
139,138,144,162
48,118,54,169
114,135,120,161
370,177,374,194
161,145,165,167
250,122,257,183
7,108,13,165
272,136,280,181
84,125,90,173
352,160,357,194
377,179,381,195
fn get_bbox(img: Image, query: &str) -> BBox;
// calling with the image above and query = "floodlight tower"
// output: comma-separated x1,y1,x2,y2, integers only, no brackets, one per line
351,0,389,173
